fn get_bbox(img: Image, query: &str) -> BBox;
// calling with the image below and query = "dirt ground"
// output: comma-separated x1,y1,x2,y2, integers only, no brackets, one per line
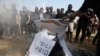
0,32,96,56
0,35,34,56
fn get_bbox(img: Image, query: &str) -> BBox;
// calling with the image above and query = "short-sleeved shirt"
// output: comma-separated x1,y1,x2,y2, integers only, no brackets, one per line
50,12,56,18
64,10,75,22
32,12,40,20
43,12,51,19
55,13,64,19
20,11,28,24
11,8,17,24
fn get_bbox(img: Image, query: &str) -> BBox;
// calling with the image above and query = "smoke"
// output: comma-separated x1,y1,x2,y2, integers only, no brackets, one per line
0,0,18,12
0,0,25,10
0,0,17,24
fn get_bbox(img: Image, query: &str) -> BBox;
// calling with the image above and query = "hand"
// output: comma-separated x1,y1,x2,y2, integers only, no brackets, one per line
62,17,67,21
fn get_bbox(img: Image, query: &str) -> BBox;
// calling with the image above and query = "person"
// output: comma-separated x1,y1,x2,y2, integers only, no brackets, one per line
75,8,95,43
60,8,65,17
55,8,65,19
49,6,56,18
10,3,18,37
39,7,44,20
86,9,96,41
0,13,3,38
20,7,30,35
16,13,21,36
29,7,42,33
62,0,100,56
32,6,40,20
64,4,75,42
92,27,100,56
2,4,11,36
44,6,51,19
55,8,62,18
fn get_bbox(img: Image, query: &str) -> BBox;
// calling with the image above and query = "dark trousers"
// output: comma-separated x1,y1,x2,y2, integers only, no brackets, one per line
92,25,100,56
49,40,65,56
10,24,18,35
96,42,100,56
95,27,100,56
0,26,3,37
75,24,88,42
3,23,10,35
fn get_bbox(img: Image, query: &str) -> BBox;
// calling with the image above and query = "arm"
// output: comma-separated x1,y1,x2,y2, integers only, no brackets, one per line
84,13,92,19
62,11,82,20
16,14,21,25
41,20,61,26
63,0,90,20
16,14,21,34
26,14,31,24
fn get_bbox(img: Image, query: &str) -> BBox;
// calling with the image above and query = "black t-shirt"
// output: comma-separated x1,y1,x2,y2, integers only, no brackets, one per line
78,10,94,25
64,10,75,22
78,15,90,26
79,0,100,20
55,13,64,19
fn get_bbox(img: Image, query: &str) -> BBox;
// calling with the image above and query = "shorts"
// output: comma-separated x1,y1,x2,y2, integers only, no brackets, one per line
65,22,74,32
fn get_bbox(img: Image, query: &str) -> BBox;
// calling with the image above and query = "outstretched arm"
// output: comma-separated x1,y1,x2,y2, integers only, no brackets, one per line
62,11,82,20
41,20,61,26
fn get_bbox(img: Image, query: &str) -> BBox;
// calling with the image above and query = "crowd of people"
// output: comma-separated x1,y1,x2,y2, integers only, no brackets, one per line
0,2,99,56
0,4,67,37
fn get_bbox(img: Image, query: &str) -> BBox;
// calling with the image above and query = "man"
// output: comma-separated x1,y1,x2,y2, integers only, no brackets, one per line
61,8,65,17
44,6,51,19
55,8,62,18
63,0,100,56
55,8,65,19
39,7,44,20
29,7,41,33
49,6,56,18
10,4,18,37
20,7,30,35
2,4,11,36
64,4,75,42
75,8,95,43
0,13,3,38
32,6,40,20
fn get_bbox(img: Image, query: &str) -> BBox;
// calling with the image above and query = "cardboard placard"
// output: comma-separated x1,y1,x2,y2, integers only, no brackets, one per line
29,30,56,56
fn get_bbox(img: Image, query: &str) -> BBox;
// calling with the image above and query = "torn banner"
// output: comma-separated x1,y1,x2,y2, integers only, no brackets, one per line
28,19,72,56
29,29,56,56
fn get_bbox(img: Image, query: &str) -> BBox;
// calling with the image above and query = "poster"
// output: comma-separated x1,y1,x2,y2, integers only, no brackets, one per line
29,30,56,56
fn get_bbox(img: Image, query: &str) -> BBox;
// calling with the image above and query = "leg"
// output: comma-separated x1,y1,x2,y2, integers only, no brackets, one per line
80,25,87,43
69,22,74,42
65,26,69,41
96,42,100,56
74,24,81,42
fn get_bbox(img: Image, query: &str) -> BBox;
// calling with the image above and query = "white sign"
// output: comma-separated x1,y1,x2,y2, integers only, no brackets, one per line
29,30,56,56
